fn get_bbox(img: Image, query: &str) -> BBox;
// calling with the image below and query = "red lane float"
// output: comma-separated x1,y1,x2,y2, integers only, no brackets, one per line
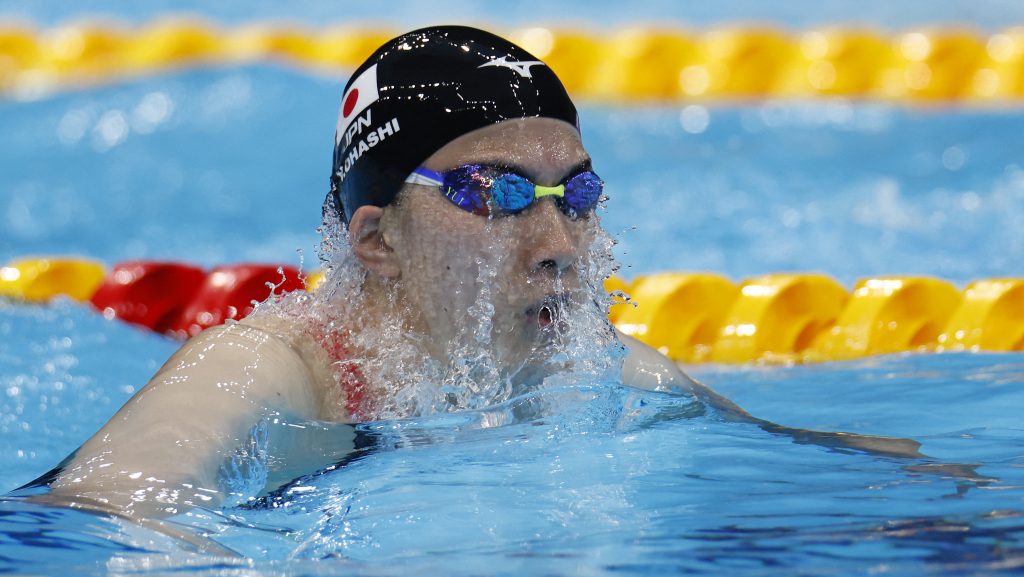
171,264,303,338
89,261,207,334
88,262,304,338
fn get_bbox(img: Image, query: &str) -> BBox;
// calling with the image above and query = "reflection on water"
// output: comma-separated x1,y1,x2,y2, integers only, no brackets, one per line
0,359,1022,576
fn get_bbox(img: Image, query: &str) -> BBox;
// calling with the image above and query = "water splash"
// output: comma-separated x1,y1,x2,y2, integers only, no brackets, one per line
218,418,269,508
260,193,629,425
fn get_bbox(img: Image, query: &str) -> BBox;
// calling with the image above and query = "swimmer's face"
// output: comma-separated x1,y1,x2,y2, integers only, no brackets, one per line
379,117,598,370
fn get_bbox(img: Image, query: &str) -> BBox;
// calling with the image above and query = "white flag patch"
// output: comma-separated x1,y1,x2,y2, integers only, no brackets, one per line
336,64,380,145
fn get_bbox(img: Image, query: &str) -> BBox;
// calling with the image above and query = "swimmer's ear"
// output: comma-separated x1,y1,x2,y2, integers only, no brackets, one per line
350,206,400,278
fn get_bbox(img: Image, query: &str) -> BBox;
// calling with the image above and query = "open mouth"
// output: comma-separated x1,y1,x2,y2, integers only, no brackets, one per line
527,293,569,330
538,305,553,328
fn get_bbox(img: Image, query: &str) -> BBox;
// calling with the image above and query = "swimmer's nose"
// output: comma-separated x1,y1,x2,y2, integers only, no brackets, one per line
527,199,578,274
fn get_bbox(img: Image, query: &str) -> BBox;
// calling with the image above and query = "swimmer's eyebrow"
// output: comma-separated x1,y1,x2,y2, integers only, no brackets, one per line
561,158,594,180
473,158,594,183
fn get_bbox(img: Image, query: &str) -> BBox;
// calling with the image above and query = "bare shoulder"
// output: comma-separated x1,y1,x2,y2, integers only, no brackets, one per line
46,316,337,517
617,330,700,393
170,318,325,413
237,313,342,420
617,331,751,418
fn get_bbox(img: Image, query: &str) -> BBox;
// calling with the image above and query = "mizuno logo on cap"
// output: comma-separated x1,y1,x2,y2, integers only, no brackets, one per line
478,56,545,78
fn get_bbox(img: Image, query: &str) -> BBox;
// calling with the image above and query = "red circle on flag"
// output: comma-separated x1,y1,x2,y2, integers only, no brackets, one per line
342,89,360,118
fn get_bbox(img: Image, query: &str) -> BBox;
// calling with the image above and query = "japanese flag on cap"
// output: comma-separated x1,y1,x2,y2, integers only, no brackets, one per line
335,64,380,145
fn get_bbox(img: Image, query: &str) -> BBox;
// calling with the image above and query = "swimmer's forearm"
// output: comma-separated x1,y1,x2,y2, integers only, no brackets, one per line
617,331,923,460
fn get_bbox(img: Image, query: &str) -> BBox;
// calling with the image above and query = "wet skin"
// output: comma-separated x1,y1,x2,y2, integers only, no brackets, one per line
351,117,598,386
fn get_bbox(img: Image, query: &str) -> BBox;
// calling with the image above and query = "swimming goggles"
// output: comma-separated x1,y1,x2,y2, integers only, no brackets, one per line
404,164,603,219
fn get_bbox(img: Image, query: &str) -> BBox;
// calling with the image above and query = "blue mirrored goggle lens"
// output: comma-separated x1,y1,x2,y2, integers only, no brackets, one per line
441,165,490,215
490,173,534,212
563,171,603,212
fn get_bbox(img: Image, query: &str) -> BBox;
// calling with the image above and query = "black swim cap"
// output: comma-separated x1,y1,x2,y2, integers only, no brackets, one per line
327,25,580,224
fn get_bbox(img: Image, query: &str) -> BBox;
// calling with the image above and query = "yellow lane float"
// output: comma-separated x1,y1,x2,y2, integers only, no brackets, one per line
615,273,736,362
938,279,1024,351
806,277,962,361
0,257,106,302
711,274,848,364
3,20,1024,102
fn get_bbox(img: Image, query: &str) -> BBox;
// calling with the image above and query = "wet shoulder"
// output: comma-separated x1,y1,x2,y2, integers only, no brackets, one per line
617,331,699,394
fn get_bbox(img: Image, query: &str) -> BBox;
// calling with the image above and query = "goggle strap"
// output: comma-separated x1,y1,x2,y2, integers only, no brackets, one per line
404,167,444,187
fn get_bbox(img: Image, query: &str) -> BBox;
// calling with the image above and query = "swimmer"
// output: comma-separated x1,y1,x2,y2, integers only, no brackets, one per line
29,26,924,522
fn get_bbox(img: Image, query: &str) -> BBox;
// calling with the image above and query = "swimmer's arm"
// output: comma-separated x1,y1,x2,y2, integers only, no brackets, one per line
617,331,923,459
45,322,329,519
618,331,750,415
618,332,700,393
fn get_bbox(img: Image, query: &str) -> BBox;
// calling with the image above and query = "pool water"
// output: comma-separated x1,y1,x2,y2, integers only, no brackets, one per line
2,61,1024,575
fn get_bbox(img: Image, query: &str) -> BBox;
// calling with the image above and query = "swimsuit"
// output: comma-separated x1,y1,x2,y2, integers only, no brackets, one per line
314,328,368,421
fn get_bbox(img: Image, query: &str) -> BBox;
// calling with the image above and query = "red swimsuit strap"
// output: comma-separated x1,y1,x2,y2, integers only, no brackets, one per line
314,327,368,421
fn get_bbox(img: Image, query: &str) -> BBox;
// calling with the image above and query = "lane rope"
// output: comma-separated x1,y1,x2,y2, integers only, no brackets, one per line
2,256,1021,363
2,20,1024,102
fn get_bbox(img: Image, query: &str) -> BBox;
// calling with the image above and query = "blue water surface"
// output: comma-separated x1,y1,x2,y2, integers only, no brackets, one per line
1,19,1024,577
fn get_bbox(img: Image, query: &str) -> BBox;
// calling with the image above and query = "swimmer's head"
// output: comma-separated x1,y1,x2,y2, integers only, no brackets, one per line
326,25,579,225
